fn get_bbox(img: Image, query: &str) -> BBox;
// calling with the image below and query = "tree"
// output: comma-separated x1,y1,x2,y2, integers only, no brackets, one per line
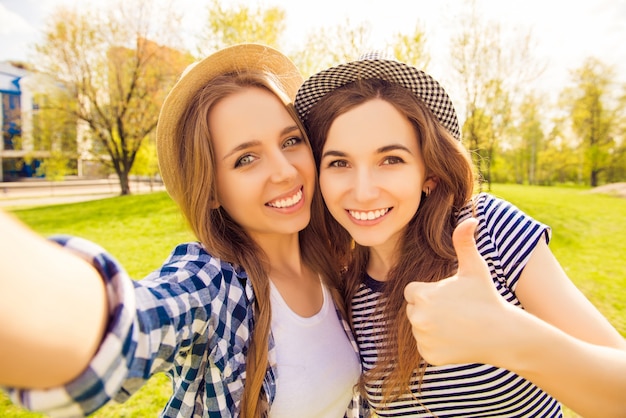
461,106,493,185
450,0,543,189
291,19,429,81
391,25,430,71
515,93,545,185
197,0,286,56
130,136,160,191
536,121,579,185
291,19,372,78
563,58,622,187
33,0,192,194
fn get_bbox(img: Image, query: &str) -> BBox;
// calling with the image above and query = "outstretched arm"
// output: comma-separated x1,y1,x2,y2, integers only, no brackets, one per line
404,218,626,418
0,210,107,388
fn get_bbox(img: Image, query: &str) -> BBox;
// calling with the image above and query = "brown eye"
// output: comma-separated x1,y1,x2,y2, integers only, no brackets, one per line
329,160,349,168
383,156,404,165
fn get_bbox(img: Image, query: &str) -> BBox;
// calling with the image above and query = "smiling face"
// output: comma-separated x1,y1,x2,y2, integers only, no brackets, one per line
319,98,436,258
210,86,315,244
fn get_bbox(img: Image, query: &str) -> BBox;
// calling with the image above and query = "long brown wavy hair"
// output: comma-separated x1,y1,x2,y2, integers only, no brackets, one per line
170,71,345,417
304,78,475,404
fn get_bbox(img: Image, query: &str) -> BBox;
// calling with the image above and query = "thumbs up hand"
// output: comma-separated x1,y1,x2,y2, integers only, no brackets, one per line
404,217,511,366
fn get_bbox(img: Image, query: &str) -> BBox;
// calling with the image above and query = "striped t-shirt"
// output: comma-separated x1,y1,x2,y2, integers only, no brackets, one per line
351,193,562,417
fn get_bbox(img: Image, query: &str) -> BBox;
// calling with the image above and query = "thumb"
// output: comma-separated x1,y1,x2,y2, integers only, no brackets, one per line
453,218,488,280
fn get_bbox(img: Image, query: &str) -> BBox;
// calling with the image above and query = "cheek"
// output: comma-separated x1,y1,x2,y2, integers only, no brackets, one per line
318,172,333,200
293,149,316,182
319,173,345,216
215,168,257,211
398,173,426,211
303,156,316,185
215,177,240,215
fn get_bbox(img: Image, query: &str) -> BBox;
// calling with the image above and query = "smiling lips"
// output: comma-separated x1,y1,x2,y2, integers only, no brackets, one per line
266,188,303,208
348,208,390,221
266,187,391,219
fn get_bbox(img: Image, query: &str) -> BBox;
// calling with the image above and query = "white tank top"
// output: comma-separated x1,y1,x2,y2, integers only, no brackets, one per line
269,280,360,417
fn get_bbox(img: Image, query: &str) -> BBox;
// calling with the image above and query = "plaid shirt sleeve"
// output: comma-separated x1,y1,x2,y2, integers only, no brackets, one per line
4,235,251,417
344,392,371,418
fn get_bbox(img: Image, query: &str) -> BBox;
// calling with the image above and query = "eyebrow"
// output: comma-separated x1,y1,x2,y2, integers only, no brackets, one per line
222,125,301,161
321,143,412,159
222,140,261,161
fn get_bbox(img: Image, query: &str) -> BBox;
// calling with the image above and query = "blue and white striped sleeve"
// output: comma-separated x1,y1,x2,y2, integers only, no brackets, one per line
474,193,551,291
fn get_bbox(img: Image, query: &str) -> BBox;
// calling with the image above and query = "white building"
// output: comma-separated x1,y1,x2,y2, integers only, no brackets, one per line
0,62,49,182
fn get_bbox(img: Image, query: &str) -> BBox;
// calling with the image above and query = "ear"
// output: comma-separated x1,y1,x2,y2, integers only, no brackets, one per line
209,193,221,209
423,176,439,195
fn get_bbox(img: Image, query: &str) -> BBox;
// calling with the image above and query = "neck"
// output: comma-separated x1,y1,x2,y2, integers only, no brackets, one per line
258,232,322,317
254,232,306,280
366,243,398,281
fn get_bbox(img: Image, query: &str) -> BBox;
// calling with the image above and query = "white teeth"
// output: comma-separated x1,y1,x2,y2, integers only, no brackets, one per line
268,189,303,208
349,208,389,220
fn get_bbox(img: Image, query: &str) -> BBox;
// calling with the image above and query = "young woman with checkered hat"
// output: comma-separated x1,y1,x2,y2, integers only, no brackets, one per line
295,53,626,417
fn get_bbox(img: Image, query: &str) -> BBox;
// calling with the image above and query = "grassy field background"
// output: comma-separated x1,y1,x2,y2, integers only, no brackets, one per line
1,184,625,417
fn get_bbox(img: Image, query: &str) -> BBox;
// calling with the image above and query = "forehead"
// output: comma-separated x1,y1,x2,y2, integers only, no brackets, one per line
210,86,287,123
325,99,417,151
209,87,295,151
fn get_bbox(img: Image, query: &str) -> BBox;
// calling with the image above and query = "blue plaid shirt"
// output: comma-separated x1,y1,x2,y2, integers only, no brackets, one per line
5,237,366,417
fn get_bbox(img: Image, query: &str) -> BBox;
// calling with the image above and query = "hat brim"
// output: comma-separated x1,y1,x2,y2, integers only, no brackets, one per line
156,43,303,202
294,59,460,141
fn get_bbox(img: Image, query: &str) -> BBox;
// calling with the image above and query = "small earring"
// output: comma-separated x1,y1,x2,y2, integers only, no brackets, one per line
425,187,430,197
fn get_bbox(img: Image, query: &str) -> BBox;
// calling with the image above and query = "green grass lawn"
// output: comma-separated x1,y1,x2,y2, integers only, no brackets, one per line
2,185,625,417
488,184,626,335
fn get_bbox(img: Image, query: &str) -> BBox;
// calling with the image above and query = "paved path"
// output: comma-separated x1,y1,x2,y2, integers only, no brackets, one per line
0,179,165,209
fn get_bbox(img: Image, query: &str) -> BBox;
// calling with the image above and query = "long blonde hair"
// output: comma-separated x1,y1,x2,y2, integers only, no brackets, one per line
305,78,475,404
171,71,345,417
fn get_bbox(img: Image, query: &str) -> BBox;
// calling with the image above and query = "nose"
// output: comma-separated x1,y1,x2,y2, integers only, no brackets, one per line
353,167,379,202
269,150,298,183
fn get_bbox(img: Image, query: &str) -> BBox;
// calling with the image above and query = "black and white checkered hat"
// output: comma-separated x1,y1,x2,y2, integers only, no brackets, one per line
294,52,461,141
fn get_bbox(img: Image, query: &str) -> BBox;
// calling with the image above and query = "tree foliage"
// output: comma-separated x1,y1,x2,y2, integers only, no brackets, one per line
451,0,543,188
562,58,623,186
130,136,160,191
197,0,286,56
25,0,626,191
391,26,430,71
290,19,372,78
515,93,545,185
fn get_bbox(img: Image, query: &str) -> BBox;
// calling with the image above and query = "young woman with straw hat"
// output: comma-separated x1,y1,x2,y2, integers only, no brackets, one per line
0,44,361,418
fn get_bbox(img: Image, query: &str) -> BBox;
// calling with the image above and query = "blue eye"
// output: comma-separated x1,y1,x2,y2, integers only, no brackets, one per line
283,136,302,148
235,154,256,168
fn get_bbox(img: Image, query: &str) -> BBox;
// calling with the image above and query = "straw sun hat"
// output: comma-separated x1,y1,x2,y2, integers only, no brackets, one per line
294,51,461,141
156,43,303,204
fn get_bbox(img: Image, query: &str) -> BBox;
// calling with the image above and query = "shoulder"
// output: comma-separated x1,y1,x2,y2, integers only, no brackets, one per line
143,241,249,293
457,193,550,290
163,241,238,275
455,192,551,258
457,192,543,235
457,192,513,220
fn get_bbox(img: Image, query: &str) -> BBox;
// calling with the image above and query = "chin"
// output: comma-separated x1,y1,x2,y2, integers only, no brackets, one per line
348,235,384,248
293,215,312,232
